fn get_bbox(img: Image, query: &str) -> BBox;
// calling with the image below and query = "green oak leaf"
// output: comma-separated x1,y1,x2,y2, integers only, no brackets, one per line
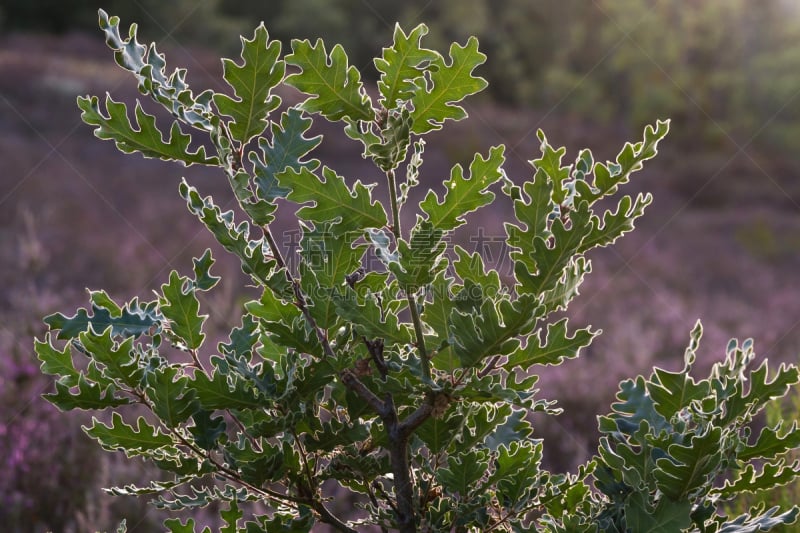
420,145,505,231
228,169,278,226
714,459,800,498
737,421,800,462
164,518,211,533
647,364,711,421
531,130,570,204
44,373,132,411
285,38,374,122
450,302,513,369
78,95,218,165
89,289,122,316
623,492,692,532
84,412,173,454
333,287,412,345
246,289,323,357
416,407,466,454
719,359,800,426
296,224,365,331
188,370,262,411
503,318,597,370
299,222,365,288
367,107,412,171
578,193,652,252
375,23,438,108
512,200,593,296
713,507,800,532
279,166,387,235
575,119,669,204
540,256,591,314
220,500,243,533
436,449,490,497
224,440,286,486
218,315,259,363
654,427,724,500
250,107,321,207
410,36,487,134
491,440,543,506
389,221,447,290
44,301,160,340
180,180,286,295
191,249,221,292
97,10,218,132
160,271,207,350
145,366,199,427
35,334,79,386
190,409,227,451
504,169,555,252
213,23,284,144
79,328,141,387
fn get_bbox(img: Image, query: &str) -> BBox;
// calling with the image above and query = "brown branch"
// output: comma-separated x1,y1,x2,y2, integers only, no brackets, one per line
399,395,435,435
312,500,358,533
263,212,429,531
340,369,388,417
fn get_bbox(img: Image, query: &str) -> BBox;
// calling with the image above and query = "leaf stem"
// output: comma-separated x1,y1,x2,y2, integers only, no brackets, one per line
133,390,306,507
263,228,335,359
387,169,402,237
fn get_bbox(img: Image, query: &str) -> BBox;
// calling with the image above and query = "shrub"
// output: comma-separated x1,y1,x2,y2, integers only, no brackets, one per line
35,10,800,532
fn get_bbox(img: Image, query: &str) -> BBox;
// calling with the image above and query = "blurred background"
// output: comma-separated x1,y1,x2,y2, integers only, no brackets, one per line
2,0,800,530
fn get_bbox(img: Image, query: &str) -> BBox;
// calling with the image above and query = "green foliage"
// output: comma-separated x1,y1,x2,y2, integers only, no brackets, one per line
284,38,374,123
724,360,800,532
35,9,800,533
213,24,284,145
549,323,800,532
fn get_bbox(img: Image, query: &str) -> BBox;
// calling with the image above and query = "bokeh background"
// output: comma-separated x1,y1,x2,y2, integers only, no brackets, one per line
2,1,800,530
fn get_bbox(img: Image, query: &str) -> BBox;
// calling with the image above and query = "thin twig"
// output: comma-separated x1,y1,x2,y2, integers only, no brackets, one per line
312,500,358,533
406,292,431,381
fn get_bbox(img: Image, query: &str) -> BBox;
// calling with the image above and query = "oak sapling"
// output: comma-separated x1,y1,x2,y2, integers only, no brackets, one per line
36,9,800,532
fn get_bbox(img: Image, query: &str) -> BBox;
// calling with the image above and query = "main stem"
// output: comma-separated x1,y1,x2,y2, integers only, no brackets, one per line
384,168,427,533
386,169,431,382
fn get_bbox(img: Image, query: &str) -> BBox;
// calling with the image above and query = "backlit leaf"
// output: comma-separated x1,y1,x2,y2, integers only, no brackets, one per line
503,318,596,370
420,146,505,231
250,107,321,206
285,38,374,122
214,24,284,144
145,366,199,427
160,271,207,350
189,370,262,411
78,95,217,165
375,23,438,108
44,373,132,411
44,300,160,340
35,334,79,386
410,37,487,134
84,412,173,454
279,166,387,235
79,328,141,387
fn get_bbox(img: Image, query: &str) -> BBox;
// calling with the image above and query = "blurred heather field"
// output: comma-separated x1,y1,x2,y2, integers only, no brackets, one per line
2,1,800,530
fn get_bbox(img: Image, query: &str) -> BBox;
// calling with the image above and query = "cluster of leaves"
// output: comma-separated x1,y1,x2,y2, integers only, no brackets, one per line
35,10,800,532
723,362,800,533
543,323,800,532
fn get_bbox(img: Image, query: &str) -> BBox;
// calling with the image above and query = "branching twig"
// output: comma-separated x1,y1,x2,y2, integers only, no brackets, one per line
364,337,389,379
